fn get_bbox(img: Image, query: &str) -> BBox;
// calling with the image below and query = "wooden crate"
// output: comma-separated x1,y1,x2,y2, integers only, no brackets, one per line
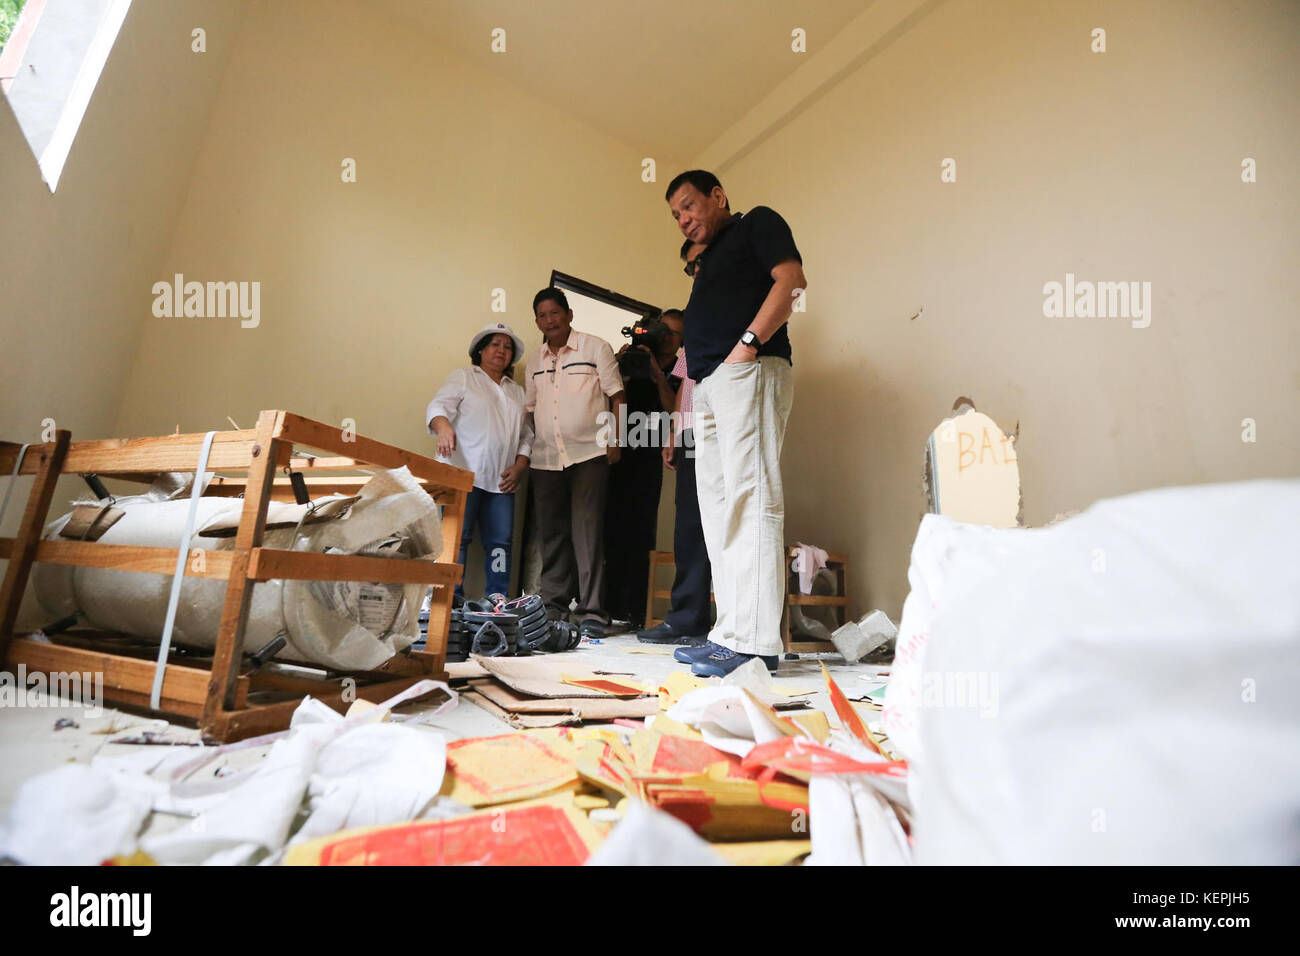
0,410,472,741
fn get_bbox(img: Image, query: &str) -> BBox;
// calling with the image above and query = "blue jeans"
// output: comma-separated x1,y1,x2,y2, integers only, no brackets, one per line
456,488,515,599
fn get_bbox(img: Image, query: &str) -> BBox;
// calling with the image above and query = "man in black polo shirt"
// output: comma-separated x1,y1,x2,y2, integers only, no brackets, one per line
662,170,806,678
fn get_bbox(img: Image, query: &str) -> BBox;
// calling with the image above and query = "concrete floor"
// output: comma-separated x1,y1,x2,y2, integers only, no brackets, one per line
0,630,893,824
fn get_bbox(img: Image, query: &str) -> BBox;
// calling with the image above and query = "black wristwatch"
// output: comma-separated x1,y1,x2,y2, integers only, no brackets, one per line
739,330,760,351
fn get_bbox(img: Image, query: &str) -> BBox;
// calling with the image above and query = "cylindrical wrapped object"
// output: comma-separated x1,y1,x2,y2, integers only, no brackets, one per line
32,467,441,671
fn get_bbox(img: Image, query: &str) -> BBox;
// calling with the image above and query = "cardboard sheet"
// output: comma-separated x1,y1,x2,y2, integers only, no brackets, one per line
468,679,659,720
472,654,654,700
445,660,491,681
462,691,580,730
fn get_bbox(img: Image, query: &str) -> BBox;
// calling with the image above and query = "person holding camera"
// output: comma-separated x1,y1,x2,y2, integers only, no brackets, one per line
425,323,532,600
604,310,684,629
638,241,713,646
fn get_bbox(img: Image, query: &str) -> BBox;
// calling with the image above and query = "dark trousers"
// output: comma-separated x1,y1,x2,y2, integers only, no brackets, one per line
603,444,664,625
665,430,712,634
531,455,608,623
455,488,515,599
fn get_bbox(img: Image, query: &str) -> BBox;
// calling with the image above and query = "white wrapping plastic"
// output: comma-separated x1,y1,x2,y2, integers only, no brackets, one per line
32,468,441,671
886,479,1300,864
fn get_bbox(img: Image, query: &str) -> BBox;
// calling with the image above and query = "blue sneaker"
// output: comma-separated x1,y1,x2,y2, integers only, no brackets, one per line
674,640,725,664
690,644,779,678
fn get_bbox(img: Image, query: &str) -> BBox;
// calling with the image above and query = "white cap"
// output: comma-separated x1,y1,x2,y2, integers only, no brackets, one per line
468,322,526,363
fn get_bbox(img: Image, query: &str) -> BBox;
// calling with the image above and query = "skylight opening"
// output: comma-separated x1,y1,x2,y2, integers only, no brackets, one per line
1,0,132,193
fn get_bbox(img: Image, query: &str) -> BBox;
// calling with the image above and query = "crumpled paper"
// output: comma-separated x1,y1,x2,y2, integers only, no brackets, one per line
0,681,456,866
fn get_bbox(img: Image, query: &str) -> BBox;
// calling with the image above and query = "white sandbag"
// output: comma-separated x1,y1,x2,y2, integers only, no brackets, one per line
32,467,440,671
883,515,1038,760
891,479,1300,864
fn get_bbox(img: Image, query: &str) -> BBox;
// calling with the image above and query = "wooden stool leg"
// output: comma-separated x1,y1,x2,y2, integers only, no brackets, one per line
0,430,70,662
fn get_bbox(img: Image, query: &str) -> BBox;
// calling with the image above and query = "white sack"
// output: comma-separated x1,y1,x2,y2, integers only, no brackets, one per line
889,479,1300,865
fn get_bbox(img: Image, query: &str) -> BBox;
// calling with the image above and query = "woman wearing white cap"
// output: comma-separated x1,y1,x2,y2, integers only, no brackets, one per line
425,323,533,599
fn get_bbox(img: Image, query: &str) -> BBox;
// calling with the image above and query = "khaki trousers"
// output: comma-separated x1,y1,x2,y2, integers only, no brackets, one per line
692,357,794,656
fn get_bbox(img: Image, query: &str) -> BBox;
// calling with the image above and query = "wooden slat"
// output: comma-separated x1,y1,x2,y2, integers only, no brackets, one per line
427,485,466,670
367,650,440,677
1,429,412,478
97,688,205,720
279,412,474,490
0,540,235,579
10,432,261,475
788,594,849,607
247,669,340,697
5,637,248,710
247,549,462,586
205,676,432,742
0,441,43,473
204,411,284,722
0,432,69,660
203,474,466,503
204,474,371,499
786,639,837,653
438,488,466,580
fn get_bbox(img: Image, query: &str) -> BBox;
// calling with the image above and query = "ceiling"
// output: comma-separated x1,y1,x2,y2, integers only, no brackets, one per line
383,0,871,160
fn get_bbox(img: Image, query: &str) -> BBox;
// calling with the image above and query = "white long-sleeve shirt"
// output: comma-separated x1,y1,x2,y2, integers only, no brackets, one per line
425,366,534,493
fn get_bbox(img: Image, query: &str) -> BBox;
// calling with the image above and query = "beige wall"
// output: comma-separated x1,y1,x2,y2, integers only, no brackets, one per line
0,0,244,534
115,0,685,449
110,0,688,593
709,0,1300,618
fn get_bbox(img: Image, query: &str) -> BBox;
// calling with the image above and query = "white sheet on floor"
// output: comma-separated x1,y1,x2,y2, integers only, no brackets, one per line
0,764,153,865
886,479,1300,864
1,683,455,866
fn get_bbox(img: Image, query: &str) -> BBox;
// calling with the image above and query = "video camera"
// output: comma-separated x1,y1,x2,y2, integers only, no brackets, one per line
618,314,671,380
